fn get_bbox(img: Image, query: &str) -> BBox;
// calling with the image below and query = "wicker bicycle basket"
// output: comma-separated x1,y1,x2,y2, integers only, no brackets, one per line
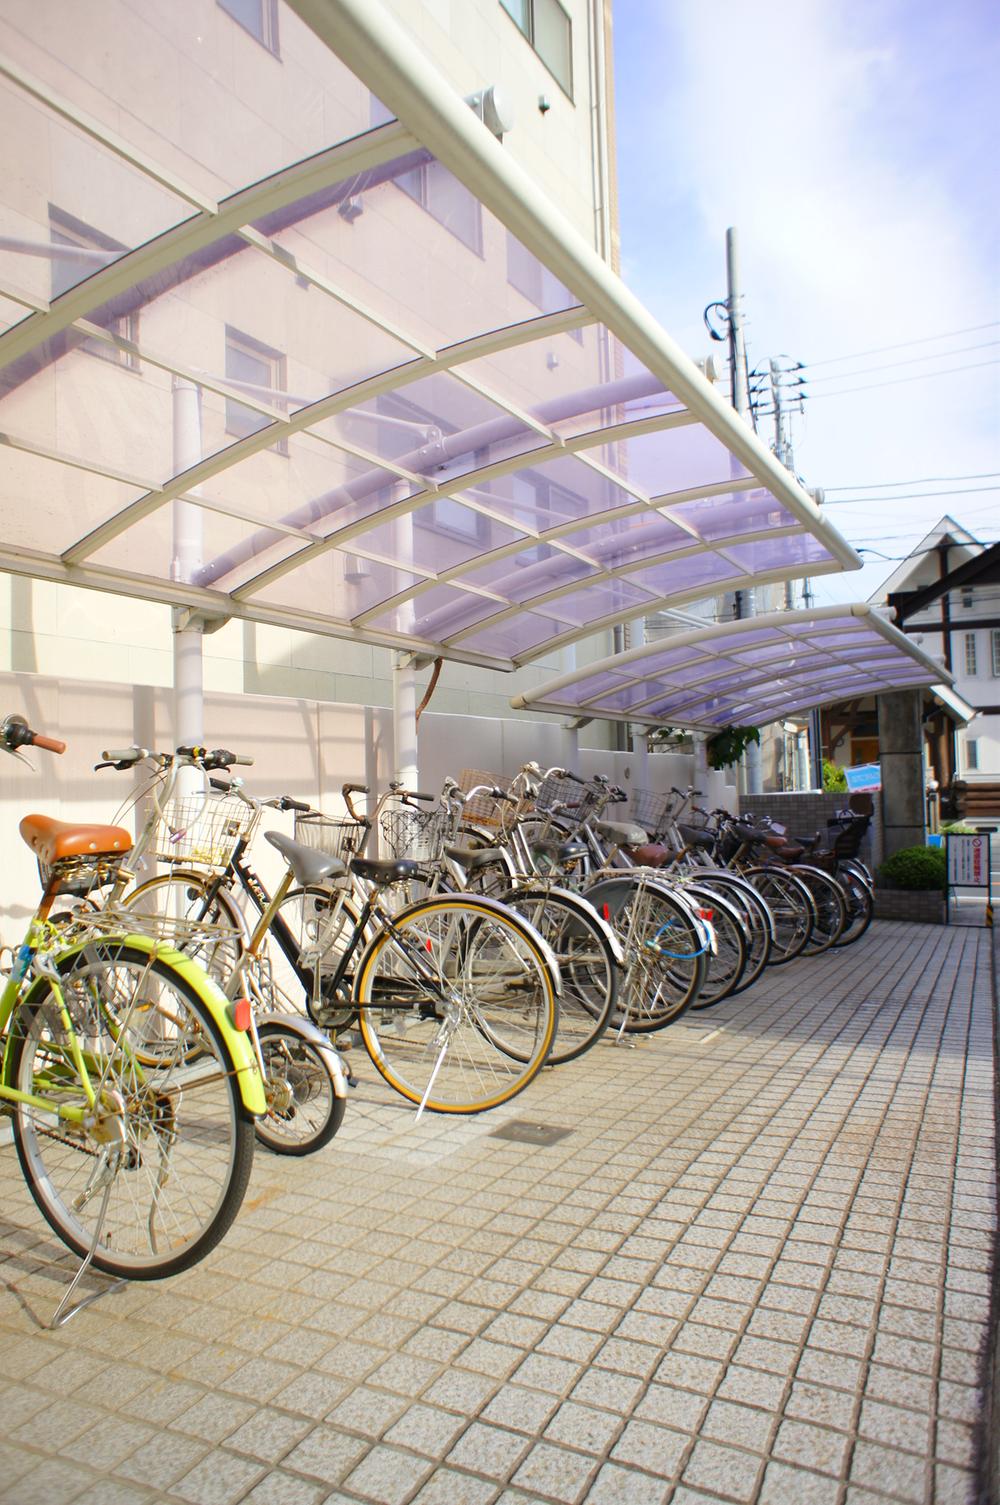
379,807,449,862
457,769,507,830
150,791,257,871
294,811,370,863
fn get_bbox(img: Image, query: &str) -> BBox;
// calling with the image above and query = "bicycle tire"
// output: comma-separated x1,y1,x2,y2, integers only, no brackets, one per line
587,877,709,1032
833,868,874,947
682,882,748,1008
684,870,773,993
9,943,255,1280
254,1020,346,1155
495,885,618,1064
354,894,558,1113
267,885,362,1030
793,866,848,954
742,867,815,964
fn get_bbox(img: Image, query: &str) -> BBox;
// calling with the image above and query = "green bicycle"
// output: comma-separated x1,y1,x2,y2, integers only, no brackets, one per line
1,714,264,1282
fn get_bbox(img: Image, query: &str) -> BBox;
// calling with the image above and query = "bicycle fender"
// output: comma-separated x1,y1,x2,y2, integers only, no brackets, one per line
582,875,716,953
387,891,564,997
509,884,625,967
16,934,266,1116
256,1013,349,1099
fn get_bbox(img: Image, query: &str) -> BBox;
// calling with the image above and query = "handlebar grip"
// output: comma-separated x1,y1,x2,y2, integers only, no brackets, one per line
409,791,435,802
100,746,144,764
31,733,66,755
342,783,369,795
207,749,253,768
282,797,311,813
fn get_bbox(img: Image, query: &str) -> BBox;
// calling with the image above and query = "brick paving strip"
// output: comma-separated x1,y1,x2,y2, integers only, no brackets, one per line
0,918,994,1505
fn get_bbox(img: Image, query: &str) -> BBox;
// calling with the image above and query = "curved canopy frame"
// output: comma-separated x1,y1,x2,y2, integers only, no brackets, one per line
0,0,859,670
510,605,951,728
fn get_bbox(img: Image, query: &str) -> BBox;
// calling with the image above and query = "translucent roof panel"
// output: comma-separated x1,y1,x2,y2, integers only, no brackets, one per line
0,0,859,669
511,606,950,728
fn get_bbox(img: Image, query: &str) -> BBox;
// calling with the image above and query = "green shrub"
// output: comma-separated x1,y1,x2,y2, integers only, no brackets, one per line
822,759,847,792
878,846,946,892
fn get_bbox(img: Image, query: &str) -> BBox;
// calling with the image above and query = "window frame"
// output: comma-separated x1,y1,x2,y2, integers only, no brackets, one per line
992,628,1000,678
499,0,574,101
49,206,139,371
224,325,288,457
395,160,485,257
374,391,491,548
964,632,978,676
965,738,979,771
217,0,280,56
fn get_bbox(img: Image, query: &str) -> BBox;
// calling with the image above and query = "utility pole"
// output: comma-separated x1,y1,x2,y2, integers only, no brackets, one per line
725,228,762,793
767,357,823,787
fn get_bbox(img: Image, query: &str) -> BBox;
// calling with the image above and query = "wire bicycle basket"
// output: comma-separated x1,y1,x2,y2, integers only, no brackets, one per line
379,807,450,862
151,791,257,872
631,789,670,838
294,811,370,863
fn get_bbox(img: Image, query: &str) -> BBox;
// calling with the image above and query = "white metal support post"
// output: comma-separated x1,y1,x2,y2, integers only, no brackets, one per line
392,489,418,788
726,228,762,794
171,377,205,755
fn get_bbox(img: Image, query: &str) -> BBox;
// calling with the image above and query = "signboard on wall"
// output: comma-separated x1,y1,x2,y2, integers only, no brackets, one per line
946,833,990,889
844,763,882,792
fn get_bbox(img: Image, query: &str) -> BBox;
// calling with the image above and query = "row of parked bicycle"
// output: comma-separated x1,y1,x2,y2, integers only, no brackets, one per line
0,714,875,1292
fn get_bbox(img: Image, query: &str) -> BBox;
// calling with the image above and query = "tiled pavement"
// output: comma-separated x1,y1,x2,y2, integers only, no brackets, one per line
0,919,995,1505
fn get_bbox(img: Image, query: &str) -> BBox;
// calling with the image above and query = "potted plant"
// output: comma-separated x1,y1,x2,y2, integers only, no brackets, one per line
874,845,947,924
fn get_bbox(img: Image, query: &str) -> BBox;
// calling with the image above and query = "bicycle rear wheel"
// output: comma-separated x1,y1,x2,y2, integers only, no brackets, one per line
355,894,557,1113
742,867,815,964
686,871,773,993
496,886,618,1064
254,1021,345,1155
9,944,255,1280
682,883,748,1008
794,866,847,954
834,868,874,946
589,878,709,1032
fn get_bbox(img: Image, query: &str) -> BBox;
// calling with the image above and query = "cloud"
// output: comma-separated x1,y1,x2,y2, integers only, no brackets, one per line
613,0,1000,598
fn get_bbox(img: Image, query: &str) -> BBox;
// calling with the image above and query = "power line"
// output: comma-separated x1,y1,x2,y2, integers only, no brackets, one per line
828,472,1000,491
801,357,1000,401
805,321,1000,368
824,485,1000,505
805,339,1000,384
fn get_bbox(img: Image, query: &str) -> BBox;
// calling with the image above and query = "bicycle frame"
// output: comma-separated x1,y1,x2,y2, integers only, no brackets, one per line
0,918,267,1119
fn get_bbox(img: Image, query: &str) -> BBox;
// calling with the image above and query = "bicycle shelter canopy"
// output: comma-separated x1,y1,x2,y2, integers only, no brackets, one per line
509,605,952,728
0,0,859,670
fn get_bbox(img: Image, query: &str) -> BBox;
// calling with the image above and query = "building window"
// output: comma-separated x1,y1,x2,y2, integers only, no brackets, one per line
374,392,489,546
218,0,279,54
396,161,483,255
49,207,139,369
960,585,974,609
965,738,979,771
225,327,287,455
500,0,573,97
993,628,1000,677
964,633,978,675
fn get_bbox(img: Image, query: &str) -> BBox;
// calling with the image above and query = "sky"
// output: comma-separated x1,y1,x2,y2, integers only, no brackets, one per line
612,0,1000,604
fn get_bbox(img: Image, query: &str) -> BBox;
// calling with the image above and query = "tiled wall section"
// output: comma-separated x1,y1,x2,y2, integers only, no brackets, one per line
739,792,883,873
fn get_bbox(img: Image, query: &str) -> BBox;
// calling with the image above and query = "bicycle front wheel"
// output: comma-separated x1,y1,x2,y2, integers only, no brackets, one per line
10,944,255,1280
355,895,558,1113
589,878,709,1032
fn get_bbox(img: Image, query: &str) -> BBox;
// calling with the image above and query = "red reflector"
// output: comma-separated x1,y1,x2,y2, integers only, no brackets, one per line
697,909,713,922
426,937,433,952
602,903,610,921
230,997,252,1032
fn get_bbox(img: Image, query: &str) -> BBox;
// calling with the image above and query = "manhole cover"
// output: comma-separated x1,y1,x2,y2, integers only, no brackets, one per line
490,1120,572,1146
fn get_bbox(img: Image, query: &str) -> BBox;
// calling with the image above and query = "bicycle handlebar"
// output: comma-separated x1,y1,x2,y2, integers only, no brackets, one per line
1,714,66,756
